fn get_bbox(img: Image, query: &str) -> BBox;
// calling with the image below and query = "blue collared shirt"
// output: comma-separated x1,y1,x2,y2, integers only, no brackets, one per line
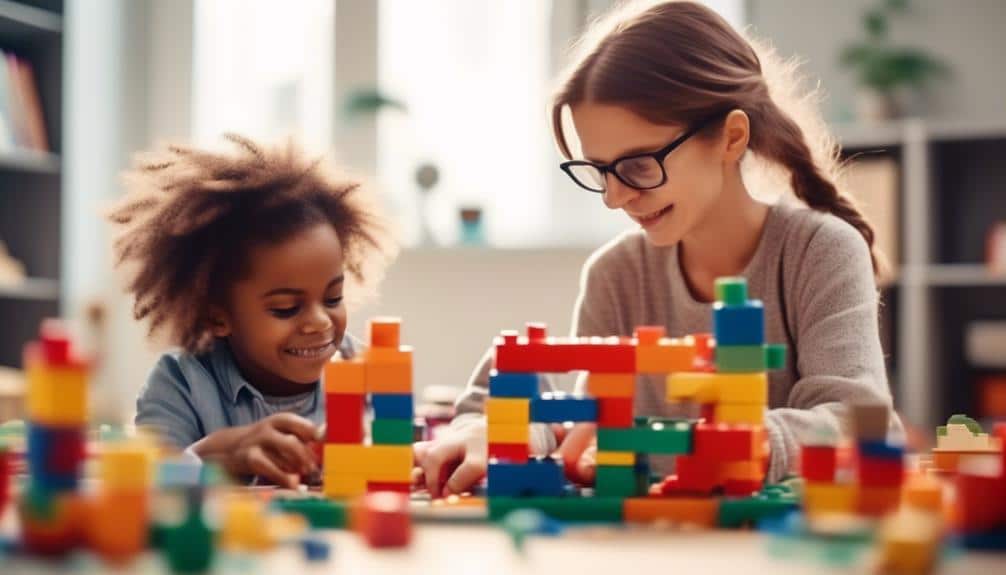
135,335,360,449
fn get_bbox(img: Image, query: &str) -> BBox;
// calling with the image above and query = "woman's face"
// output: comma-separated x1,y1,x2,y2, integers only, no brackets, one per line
569,103,732,247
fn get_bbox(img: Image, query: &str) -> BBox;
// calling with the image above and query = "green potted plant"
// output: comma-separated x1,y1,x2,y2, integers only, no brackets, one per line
840,0,949,121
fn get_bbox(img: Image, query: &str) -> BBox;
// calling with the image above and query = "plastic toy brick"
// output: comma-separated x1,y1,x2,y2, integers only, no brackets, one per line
585,373,635,398
714,345,768,372
623,497,718,526
487,458,564,497
713,373,768,404
693,423,766,461
18,491,86,556
365,348,413,394
494,327,635,373
857,439,905,459
723,478,763,497
720,459,764,482
597,420,692,454
99,443,154,491
488,442,529,462
857,485,901,516
273,497,349,528
958,529,1006,551
666,373,719,403
714,277,748,306
324,358,366,394
488,370,539,398
935,421,1000,452
367,481,411,493
160,488,214,574
370,419,413,445
486,397,530,424
954,472,1006,533
713,300,765,346
595,465,645,497
849,401,889,441
597,396,634,427
902,474,943,513
301,537,332,562
324,474,368,498
487,496,624,522
355,491,412,548
716,490,799,528
371,393,414,419
800,445,838,483
25,364,88,426
633,325,666,345
877,508,942,575
803,482,857,516
26,425,84,488
89,491,149,562
323,444,412,479
595,451,636,466
661,455,720,494
530,393,597,423
713,403,764,425
368,317,401,348
857,456,904,487
765,344,786,370
635,337,697,373
326,393,365,443
488,422,530,444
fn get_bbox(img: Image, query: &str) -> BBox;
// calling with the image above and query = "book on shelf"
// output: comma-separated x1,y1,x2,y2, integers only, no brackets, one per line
0,51,48,154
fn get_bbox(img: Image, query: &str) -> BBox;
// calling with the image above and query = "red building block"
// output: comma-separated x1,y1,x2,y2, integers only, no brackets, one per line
857,456,904,487
494,326,636,373
800,445,838,483
326,393,365,443
692,333,715,370
954,471,1006,533
693,423,764,461
355,492,412,548
658,455,720,495
597,397,634,428
367,481,411,494
724,478,763,497
488,442,529,462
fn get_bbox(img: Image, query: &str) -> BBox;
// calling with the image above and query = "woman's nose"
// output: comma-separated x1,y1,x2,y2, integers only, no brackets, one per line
603,173,639,210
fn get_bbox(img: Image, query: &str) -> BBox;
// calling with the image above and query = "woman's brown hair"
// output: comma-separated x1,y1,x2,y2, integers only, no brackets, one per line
108,134,397,352
552,0,880,274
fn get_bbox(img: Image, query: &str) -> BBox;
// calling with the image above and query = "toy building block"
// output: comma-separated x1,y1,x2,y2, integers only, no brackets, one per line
368,317,401,348
666,372,720,403
714,345,769,373
596,396,634,427
494,325,636,373
160,488,214,574
487,422,530,444
953,454,1006,534
487,458,564,497
658,455,721,495
355,491,412,548
99,442,154,491
371,393,414,419
486,397,530,424
716,486,799,528
857,439,904,459
18,490,86,556
635,333,697,373
26,424,85,491
933,415,1001,474
712,403,764,425
849,400,889,441
364,346,413,394
324,356,367,394
367,481,411,494
902,474,943,513
24,363,88,426
370,419,413,445
713,300,764,346
667,372,768,404
857,457,904,488
585,373,635,398
324,474,368,498
273,497,349,529
488,370,540,398
623,497,718,526
488,496,624,522
800,445,838,483
720,460,765,482
597,420,692,454
326,393,365,443
488,442,529,462
765,344,786,370
693,423,766,461
595,451,636,466
858,485,902,516
877,508,943,575
219,494,280,552
88,491,149,563
530,392,597,423
803,482,857,516
595,465,646,497
715,277,748,306
323,444,412,480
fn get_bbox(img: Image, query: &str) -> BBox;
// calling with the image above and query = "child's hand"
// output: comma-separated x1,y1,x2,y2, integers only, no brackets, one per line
554,422,597,484
193,413,319,488
412,419,487,498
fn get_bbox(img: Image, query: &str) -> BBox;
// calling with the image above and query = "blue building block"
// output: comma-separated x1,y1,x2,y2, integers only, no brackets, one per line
957,528,1006,551
370,393,413,419
530,393,597,423
857,440,904,460
713,300,764,346
489,371,540,398
487,458,565,497
26,424,83,492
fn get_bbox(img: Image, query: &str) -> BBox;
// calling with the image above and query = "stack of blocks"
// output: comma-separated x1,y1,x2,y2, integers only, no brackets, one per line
800,401,904,518
953,422,1006,550
322,318,414,498
487,277,789,524
19,320,90,554
89,441,154,562
931,414,1002,474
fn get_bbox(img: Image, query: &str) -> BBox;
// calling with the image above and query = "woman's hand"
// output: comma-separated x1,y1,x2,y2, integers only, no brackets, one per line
412,418,487,498
554,422,597,484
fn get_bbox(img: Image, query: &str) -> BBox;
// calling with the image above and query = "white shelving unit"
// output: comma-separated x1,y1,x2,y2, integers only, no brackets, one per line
834,118,1006,429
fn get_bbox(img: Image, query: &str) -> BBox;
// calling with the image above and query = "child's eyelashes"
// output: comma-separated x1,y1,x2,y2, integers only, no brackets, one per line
267,297,343,318
325,297,344,308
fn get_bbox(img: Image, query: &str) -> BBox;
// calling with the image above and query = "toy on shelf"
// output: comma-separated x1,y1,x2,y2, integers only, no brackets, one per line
486,276,792,525
322,317,414,498
930,414,1002,474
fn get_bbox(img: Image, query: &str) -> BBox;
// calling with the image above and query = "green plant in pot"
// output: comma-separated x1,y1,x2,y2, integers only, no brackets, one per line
840,0,949,121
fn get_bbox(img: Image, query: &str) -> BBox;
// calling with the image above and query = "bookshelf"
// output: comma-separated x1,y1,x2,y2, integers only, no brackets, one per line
835,118,1006,429
0,0,62,368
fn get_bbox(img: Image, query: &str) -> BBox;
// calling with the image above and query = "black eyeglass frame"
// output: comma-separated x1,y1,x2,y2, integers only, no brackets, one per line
559,111,729,193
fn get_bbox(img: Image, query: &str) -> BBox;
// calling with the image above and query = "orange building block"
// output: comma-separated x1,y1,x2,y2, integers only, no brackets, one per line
88,492,148,563
857,485,902,517
365,346,413,393
636,337,696,374
586,373,635,398
354,492,412,548
324,358,367,394
623,497,718,526
902,474,943,513
368,318,401,348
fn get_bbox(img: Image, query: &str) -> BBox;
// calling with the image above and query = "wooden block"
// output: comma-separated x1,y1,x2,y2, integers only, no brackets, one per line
623,497,718,526
713,403,764,425
586,373,635,398
487,422,529,444
486,398,530,424
324,358,366,394
595,451,636,466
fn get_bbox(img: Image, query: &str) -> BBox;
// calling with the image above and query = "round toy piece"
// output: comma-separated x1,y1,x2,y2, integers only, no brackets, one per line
355,491,412,548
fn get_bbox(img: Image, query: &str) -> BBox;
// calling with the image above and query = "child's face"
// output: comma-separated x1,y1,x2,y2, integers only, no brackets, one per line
570,103,732,247
213,223,347,391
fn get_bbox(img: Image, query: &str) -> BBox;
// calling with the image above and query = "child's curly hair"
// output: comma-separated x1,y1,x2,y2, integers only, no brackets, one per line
108,134,397,353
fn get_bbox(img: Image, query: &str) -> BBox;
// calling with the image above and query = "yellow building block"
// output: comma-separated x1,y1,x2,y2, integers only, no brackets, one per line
25,365,88,426
324,443,371,472
586,373,636,398
323,444,412,479
636,338,696,374
877,509,942,575
324,358,366,393
323,473,367,498
486,398,530,424
488,422,530,444
666,373,718,403
220,494,274,551
714,403,764,425
100,443,154,491
804,482,857,516
712,373,768,404
595,451,636,466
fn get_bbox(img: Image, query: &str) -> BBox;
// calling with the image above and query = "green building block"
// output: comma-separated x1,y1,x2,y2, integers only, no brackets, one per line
272,497,349,529
715,345,767,372
488,496,624,522
598,420,692,454
714,277,748,306
371,418,414,445
595,465,647,497
765,344,786,370
162,511,215,573
717,485,799,528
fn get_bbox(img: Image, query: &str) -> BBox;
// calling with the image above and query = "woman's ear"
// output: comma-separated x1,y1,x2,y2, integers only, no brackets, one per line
207,305,232,338
721,109,750,164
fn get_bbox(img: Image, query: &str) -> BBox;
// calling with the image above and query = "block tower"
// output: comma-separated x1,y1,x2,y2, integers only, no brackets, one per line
19,319,90,554
486,277,788,523
322,317,414,498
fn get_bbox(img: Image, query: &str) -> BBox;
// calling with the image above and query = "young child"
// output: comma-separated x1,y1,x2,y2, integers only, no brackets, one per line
414,0,897,496
109,134,395,487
